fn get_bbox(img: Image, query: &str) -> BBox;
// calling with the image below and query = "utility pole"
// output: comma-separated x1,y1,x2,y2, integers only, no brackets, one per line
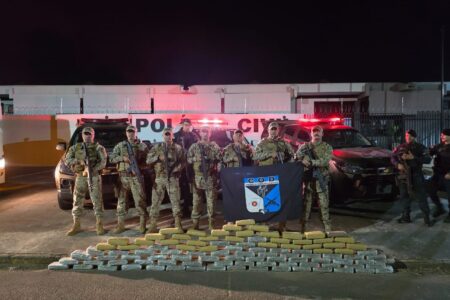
441,25,445,131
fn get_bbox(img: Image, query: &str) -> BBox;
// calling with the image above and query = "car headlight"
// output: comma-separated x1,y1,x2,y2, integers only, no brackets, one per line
339,162,363,174
59,161,74,175
0,157,5,169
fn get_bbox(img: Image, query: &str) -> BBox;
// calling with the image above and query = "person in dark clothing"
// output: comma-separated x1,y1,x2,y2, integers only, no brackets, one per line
391,129,433,226
426,128,450,223
173,118,198,217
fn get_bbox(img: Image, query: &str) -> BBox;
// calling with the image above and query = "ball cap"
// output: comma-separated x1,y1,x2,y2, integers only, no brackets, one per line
126,125,136,132
162,127,173,133
406,129,417,137
442,128,450,136
180,118,192,125
312,125,323,132
268,122,279,129
82,127,94,134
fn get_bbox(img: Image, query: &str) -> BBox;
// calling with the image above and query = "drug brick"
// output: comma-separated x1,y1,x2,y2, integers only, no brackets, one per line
248,236,267,243
199,236,219,241
248,225,270,232
280,244,301,250
98,265,118,271
334,237,355,243
186,229,207,237
292,239,313,245
171,234,192,240
304,231,326,239
302,244,322,250
258,242,278,248
118,244,139,251
121,264,143,271
258,231,280,238
48,262,68,270
135,238,155,246
271,238,290,244
145,233,166,241
107,237,130,246
225,236,245,243
313,249,333,254
199,246,219,252
235,219,256,226
235,230,255,237
146,265,165,271
222,224,243,231
282,232,303,240
159,228,184,235
334,248,355,255
73,264,94,271
59,257,78,265
176,245,196,251
313,238,334,244
326,231,349,238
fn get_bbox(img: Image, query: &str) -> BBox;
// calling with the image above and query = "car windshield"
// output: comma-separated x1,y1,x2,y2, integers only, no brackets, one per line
73,127,127,150
323,129,372,149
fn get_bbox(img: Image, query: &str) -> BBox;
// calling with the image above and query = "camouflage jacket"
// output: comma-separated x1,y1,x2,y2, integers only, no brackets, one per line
109,139,149,172
296,141,333,176
222,142,254,168
65,142,107,176
147,142,185,178
254,137,294,166
187,141,222,177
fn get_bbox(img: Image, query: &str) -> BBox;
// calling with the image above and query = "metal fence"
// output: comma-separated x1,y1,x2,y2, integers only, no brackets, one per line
318,111,450,149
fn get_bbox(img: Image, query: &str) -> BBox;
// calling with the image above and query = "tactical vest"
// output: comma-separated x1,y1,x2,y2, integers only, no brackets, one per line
73,142,101,173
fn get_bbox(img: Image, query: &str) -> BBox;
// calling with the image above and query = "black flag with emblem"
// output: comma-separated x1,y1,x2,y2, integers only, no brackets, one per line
220,162,303,222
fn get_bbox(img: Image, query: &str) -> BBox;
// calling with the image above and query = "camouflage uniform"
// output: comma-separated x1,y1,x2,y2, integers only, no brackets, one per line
109,128,149,233
296,141,333,232
254,138,294,165
222,143,254,168
187,140,222,228
64,127,107,235
146,137,185,230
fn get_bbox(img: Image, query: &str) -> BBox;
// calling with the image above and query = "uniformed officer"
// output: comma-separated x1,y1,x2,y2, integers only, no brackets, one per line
427,128,450,222
173,118,198,217
296,125,333,233
64,127,107,236
222,129,254,168
391,129,433,226
254,122,294,232
109,125,149,234
147,128,185,232
187,126,222,230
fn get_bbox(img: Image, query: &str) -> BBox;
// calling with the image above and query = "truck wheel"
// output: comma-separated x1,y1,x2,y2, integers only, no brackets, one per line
58,193,73,210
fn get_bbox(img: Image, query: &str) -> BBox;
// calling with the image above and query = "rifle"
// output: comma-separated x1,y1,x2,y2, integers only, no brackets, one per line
199,143,209,181
275,141,284,164
303,143,328,192
163,142,172,192
83,142,94,194
396,144,413,194
180,136,191,182
125,140,145,187
232,144,243,167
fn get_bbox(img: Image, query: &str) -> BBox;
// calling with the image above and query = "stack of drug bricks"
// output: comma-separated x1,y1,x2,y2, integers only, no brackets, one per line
49,219,394,273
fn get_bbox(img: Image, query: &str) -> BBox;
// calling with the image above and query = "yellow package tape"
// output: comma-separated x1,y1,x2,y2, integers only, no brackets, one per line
334,248,355,255
176,244,197,251
187,229,207,237
282,232,303,240
271,238,291,244
313,248,333,254
211,230,230,237
222,224,243,231
198,245,218,252
171,234,192,240
280,244,301,250
159,228,184,235
292,239,313,245
346,243,367,251
107,237,130,246
302,244,322,250
235,219,256,226
145,233,166,241
96,243,116,251
199,236,219,241
313,238,334,244
248,225,270,232
235,230,255,237
135,238,154,246
225,236,245,243
258,242,278,248
187,240,208,247
118,244,139,251
323,242,346,249
258,231,280,238
158,239,180,246
305,231,326,239
334,237,355,244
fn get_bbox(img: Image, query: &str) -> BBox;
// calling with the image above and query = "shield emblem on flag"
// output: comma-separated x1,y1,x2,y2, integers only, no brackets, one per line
244,176,281,214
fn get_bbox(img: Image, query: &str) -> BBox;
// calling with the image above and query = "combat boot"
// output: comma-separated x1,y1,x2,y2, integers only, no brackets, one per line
277,221,286,233
397,212,412,223
208,218,215,230
424,214,434,227
113,216,126,234
299,220,306,234
174,216,183,231
324,223,331,233
96,217,106,235
191,219,199,230
148,218,158,233
66,217,82,236
139,215,148,234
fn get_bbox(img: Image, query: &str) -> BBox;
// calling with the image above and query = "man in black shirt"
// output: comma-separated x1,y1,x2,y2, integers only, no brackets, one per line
426,128,450,223
173,118,198,217
391,129,433,226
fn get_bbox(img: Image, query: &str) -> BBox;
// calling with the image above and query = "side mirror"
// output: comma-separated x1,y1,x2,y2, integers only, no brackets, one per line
56,142,67,151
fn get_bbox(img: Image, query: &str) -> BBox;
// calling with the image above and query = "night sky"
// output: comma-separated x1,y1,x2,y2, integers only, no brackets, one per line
1,1,449,85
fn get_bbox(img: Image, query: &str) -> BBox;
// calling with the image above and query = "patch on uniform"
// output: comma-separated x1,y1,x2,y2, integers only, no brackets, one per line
244,176,281,214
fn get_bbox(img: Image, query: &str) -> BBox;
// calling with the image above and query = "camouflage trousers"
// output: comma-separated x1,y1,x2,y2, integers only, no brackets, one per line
72,174,103,218
303,179,331,230
191,175,217,220
117,175,147,217
148,177,181,219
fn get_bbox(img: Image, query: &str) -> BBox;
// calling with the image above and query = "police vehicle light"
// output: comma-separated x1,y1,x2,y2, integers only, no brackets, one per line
196,118,229,126
0,157,5,169
298,116,343,125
